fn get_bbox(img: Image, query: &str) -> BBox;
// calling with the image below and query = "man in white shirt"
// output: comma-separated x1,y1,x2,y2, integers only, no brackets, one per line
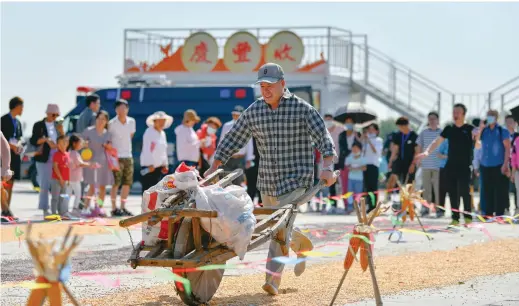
108,99,136,217
175,109,201,168
219,105,255,185
361,123,383,211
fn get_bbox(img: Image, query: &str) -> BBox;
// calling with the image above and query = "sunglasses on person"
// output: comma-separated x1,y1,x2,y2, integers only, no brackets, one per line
50,113,59,118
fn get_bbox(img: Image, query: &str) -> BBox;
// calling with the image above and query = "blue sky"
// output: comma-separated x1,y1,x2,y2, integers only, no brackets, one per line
1,2,518,131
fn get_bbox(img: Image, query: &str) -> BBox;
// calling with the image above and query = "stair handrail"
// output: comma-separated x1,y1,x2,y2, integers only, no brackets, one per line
486,75,519,114
365,45,454,95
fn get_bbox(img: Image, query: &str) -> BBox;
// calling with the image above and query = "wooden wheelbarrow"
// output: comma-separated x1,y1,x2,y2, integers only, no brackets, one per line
119,169,339,305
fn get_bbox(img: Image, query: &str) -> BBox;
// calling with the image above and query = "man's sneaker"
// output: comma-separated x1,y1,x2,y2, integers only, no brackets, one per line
449,220,460,226
2,209,18,220
464,218,472,225
1,211,14,223
43,210,51,217
121,208,134,216
262,283,278,296
111,209,123,217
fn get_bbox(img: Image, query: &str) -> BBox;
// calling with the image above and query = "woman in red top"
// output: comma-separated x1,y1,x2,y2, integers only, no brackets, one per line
197,117,222,174
50,135,72,219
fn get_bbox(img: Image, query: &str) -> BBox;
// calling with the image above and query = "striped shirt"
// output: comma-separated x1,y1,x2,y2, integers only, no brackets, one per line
214,89,337,197
417,128,442,169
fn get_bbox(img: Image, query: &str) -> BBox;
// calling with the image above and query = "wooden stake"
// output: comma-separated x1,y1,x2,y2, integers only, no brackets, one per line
353,201,363,224
329,269,349,306
366,242,383,306
360,198,368,224
62,284,80,306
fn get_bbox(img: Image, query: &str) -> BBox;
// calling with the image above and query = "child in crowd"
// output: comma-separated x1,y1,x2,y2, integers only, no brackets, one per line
51,135,72,219
67,134,94,216
345,142,367,212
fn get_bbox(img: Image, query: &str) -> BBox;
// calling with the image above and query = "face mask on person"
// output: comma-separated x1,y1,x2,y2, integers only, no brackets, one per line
325,121,334,129
206,127,217,135
487,116,496,125
345,124,354,130
368,133,376,138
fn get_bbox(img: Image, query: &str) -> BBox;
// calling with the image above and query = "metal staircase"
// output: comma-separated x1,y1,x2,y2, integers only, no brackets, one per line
347,43,454,126
347,41,518,126
489,75,519,114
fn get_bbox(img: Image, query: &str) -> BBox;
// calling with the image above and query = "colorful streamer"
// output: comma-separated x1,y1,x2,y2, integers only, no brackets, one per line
272,256,307,265
153,269,192,296
0,282,51,290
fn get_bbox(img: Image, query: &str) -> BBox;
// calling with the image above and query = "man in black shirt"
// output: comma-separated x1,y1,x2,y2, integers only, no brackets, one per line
1,97,24,215
418,103,474,226
387,117,418,191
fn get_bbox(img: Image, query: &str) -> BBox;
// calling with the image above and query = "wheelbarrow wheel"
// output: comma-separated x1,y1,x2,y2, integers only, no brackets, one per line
172,217,225,305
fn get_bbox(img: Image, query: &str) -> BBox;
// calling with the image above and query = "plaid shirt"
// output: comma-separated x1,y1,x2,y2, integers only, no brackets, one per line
214,89,336,196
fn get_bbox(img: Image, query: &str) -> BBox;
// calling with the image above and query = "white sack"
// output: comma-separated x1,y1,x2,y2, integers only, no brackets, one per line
194,184,256,260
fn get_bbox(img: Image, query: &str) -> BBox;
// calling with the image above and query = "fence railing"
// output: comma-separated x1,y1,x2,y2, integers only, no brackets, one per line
350,43,456,125
123,27,518,126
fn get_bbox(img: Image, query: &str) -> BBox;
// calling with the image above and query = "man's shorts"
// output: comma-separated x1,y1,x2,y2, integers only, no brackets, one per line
113,158,134,186
391,160,415,183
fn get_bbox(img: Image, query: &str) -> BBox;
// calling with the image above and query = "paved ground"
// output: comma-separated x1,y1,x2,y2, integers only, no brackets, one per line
1,181,519,305
347,273,519,306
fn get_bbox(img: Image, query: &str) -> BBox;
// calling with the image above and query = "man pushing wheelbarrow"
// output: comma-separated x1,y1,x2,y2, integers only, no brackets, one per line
205,62,338,295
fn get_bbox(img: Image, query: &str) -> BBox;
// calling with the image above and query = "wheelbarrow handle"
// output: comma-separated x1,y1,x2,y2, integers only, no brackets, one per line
292,170,341,207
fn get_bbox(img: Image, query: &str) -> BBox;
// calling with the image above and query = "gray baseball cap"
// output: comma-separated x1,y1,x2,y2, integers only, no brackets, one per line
256,63,284,84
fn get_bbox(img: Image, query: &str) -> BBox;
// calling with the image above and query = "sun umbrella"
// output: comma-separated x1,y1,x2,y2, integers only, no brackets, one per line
333,102,377,124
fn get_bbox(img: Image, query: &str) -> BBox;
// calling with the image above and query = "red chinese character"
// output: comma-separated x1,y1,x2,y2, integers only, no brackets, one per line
189,41,212,63
274,44,296,61
233,41,252,63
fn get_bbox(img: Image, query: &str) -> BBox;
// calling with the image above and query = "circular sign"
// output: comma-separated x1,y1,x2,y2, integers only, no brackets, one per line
223,32,261,72
81,148,93,161
265,31,304,72
181,32,219,72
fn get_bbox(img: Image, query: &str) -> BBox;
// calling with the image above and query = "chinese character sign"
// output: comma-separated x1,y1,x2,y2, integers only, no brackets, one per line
233,42,252,63
265,31,304,72
224,32,261,72
181,32,219,72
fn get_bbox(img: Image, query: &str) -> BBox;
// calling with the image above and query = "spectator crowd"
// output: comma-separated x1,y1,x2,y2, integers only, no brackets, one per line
1,95,256,221
1,94,518,226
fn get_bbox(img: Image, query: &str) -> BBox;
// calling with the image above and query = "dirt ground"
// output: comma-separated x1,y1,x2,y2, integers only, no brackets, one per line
78,238,519,306
0,219,132,243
